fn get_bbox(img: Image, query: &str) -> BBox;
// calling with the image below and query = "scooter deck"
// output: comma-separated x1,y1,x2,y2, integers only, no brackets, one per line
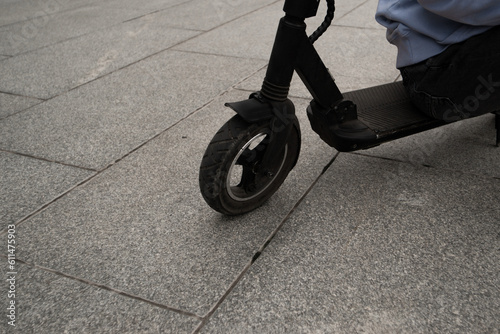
343,81,445,143
308,81,500,151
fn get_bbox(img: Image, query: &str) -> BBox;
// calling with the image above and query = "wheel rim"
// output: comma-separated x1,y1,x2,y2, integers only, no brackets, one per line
226,132,287,202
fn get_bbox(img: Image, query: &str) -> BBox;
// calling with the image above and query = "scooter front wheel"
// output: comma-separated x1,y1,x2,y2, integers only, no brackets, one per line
199,114,300,215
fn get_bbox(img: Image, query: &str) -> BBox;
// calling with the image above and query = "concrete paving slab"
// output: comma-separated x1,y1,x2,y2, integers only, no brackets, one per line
0,263,199,333
0,151,94,229
173,2,282,60
10,89,335,316
0,4,152,55
0,92,42,119
101,0,191,11
145,0,279,32
0,0,97,27
360,113,500,178
335,0,385,30
1,0,496,330
0,17,201,99
201,153,500,333
0,51,266,170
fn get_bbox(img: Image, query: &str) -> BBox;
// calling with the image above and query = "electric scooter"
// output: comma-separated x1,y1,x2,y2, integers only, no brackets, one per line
199,0,500,215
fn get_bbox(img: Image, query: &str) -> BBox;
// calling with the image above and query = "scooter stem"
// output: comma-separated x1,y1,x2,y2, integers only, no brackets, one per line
261,0,343,108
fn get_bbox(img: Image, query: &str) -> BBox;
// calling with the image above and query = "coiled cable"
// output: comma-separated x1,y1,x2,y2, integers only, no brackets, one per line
308,0,335,44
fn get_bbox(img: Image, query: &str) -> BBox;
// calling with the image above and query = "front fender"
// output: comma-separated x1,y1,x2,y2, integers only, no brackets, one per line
225,93,295,123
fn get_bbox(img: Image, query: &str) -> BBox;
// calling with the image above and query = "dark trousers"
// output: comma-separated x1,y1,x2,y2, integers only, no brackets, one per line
401,25,500,122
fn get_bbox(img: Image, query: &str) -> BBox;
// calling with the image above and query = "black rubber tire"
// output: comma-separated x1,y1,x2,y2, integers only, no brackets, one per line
199,114,301,215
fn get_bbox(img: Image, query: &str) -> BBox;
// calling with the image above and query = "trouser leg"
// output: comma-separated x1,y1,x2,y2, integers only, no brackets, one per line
401,25,500,122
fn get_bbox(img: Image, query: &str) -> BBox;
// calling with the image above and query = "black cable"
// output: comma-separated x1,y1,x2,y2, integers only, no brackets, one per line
308,0,335,44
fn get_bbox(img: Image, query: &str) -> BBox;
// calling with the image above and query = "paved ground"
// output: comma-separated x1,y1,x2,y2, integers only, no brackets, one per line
1,0,499,333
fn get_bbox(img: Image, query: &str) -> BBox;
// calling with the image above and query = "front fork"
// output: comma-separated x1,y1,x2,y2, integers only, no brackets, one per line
226,0,356,173
261,2,343,107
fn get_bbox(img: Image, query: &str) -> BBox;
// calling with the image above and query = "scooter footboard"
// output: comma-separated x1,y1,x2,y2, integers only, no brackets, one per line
307,81,447,152
343,81,444,140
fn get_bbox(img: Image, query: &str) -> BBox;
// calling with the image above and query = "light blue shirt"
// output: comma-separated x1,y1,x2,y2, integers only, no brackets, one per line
375,0,500,68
